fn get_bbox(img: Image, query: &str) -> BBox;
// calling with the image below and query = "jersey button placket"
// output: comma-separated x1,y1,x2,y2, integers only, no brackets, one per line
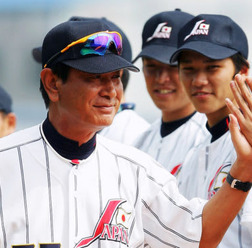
156,138,163,160
69,164,79,247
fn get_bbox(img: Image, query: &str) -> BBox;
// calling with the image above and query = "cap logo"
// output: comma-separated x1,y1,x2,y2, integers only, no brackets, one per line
147,22,172,42
184,20,210,41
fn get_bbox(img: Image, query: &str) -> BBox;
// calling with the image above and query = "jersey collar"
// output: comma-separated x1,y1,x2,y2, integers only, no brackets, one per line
42,117,96,161
206,116,230,143
160,111,196,138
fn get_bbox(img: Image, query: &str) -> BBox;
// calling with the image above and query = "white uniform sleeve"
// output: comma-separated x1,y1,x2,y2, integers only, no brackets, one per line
141,159,206,248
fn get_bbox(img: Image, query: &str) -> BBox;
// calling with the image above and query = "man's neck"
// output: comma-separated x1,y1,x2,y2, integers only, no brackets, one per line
42,117,96,160
162,105,195,122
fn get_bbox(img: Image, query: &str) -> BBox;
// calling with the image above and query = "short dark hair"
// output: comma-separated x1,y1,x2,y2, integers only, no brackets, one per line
40,63,70,108
230,53,250,76
0,111,8,118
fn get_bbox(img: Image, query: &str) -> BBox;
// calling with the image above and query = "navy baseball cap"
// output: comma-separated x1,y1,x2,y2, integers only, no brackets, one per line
0,85,12,114
132,9,194,64
33,16,133,64
170,14,249,63
41,19,139,73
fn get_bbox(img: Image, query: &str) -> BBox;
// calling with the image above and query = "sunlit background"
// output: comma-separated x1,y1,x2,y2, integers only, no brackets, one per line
0,0,251,130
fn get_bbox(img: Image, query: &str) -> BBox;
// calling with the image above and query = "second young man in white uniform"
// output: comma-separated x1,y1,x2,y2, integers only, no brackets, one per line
132,9,208,175
171,14,252,247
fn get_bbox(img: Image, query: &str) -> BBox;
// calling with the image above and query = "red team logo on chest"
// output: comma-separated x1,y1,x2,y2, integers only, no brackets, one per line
208,163,231,199
75,199,132,247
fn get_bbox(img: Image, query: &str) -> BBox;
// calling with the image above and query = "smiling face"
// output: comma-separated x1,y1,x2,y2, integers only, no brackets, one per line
142,58,195,121
179,51,236,126
42,67,123,144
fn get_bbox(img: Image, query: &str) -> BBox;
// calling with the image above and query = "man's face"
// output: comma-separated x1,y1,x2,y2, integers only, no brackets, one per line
52,68,123,133
179,51,236,126
143,58,194,121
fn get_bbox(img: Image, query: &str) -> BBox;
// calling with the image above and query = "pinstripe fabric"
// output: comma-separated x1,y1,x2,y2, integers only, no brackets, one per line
0,124,206,247
0,185,7,248
42,140,54,242
17,146,29,243
74,171,79,238
0,135,40,248
133,112,208,174
178,130,252,248
97,151,102,248
144,229,179,248
142,199,199,243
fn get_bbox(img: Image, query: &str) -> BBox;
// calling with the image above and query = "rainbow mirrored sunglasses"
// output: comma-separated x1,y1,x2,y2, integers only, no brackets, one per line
44,31,123,68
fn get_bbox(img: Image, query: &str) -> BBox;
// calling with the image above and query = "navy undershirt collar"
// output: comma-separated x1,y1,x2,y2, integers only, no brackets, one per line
42,117,96,160
206,116,230,143
160,111,196,138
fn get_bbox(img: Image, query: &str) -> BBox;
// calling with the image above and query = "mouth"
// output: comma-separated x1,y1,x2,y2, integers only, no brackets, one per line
93,104,116,113
192,91,213,98
154,89,176,94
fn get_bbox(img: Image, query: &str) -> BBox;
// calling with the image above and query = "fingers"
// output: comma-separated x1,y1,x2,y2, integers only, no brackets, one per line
245,76,252,90
228,114,242,153
228,114,238,134
227,74,252,147
225,97,244,124
232,74,252,119
228,113,252,159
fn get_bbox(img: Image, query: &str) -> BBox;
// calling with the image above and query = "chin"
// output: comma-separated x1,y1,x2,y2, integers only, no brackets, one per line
99,118,114,127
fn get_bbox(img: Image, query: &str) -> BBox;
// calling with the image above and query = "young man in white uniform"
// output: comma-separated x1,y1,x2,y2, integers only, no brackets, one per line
1,18,252,248
171,14,251,247
132,9,208,175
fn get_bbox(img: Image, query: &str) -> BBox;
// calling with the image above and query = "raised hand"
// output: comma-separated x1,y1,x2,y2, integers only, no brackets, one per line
225,74,252,179
226,74,252,147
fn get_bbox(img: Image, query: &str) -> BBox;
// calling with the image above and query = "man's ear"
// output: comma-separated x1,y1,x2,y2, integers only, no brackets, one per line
40,68,59,102
6,113,16,135
239,61,250,76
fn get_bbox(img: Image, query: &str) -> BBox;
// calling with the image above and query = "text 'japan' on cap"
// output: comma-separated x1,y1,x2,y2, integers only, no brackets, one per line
170,14,249,63
132,9,194,64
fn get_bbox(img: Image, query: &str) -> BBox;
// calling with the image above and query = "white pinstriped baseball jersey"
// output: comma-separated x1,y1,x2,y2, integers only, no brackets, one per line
178,129,252,248
133,112,208,175
0,123,206,248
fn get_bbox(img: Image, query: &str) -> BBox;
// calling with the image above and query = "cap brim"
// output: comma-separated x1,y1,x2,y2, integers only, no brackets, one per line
132,44,178,65
170,41,238,63
62,53,139,74
32,47,42,63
